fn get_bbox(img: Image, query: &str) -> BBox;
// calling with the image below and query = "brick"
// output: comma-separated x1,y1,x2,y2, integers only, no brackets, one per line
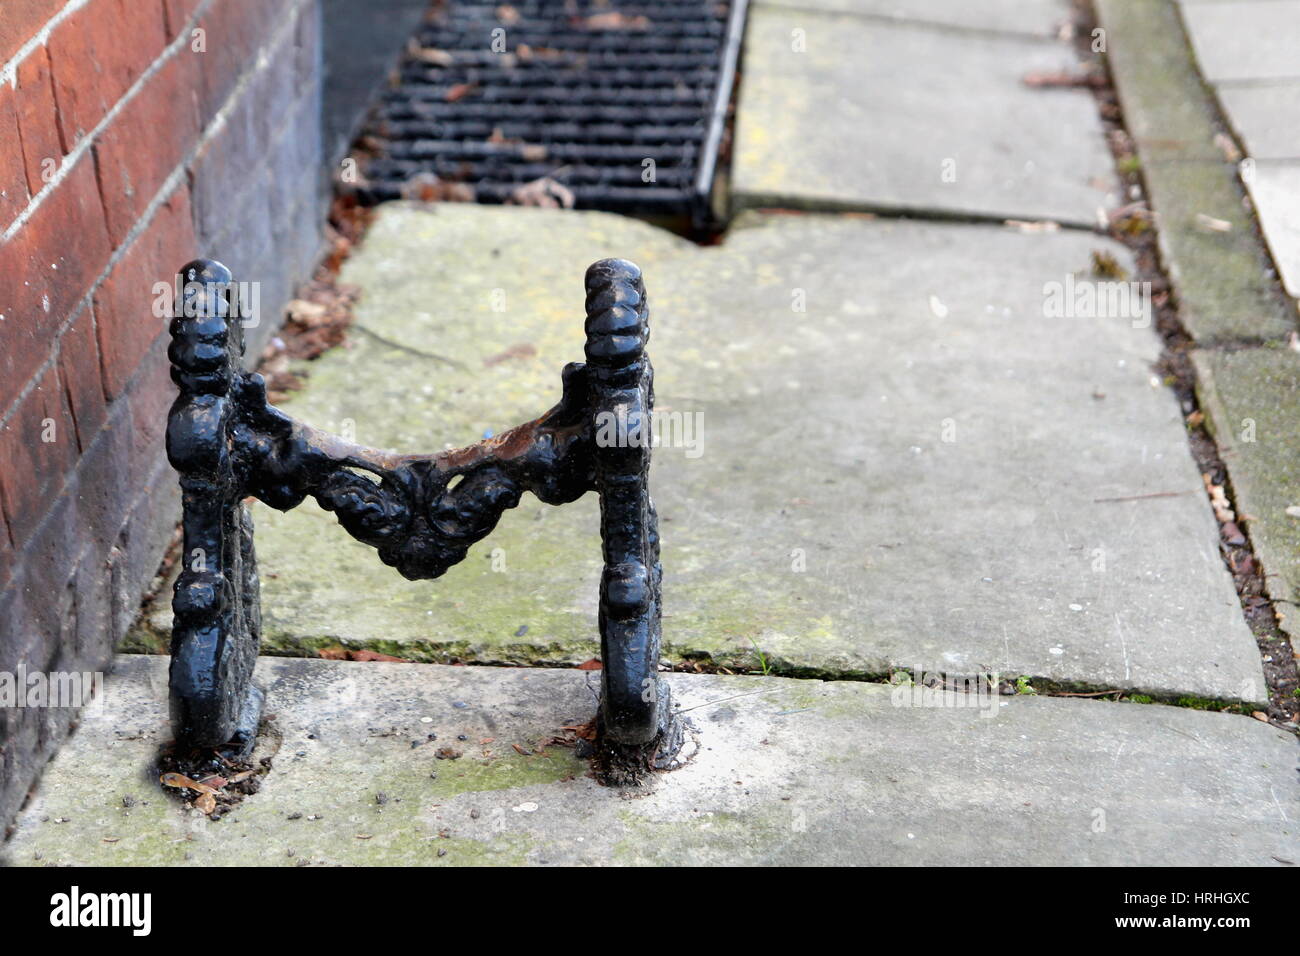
93,51,199,245
92,184,194,401
14,46,64,193
72,539,114,664
46,0,169,149
0,363,79,549
70,402,135,563
163,0,205,38
190,0,292,130
18,484,80,627
0,506,13,591
0,83,31,233
117,454,178,611
0,0,60,66
124,334,173,469
0,156,112,412
56,306,107,451
190,93,262,249
293,0,319,89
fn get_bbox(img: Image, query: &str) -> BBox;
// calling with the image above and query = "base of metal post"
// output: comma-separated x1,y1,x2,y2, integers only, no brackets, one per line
222,683,264,760
591,678,689,786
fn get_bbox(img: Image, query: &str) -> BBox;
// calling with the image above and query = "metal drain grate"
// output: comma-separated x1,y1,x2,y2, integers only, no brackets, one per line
358,0,747,221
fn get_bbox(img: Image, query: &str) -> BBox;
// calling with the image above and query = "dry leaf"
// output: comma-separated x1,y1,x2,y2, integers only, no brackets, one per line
505,176,575,209
1022,70,1103,88
287,299,328,327
318,647,412,662
560,717,598,741
1202,473,1235,523
576,657,603,670
484,343,538,366
349,649,411,663
195,791,217,815
160,772,217,795
583,11,650,29
1195,213,1232,233
444,82,478,103
409,43,454,67
400,171,476,202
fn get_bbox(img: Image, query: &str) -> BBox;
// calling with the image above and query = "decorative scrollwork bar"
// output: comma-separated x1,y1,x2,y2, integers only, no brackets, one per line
166,256,681,771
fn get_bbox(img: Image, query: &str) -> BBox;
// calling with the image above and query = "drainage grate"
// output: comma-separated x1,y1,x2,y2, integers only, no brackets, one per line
358,0,747,221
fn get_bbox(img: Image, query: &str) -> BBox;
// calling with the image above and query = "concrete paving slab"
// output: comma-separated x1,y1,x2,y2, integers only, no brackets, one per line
1097,0,1289,343
1179,0,1300,82
756,0,1072,38
2,656,1295,866
1143,159,1295,343
1245,162,1300,300
1095,0,1228,164
1193,347,1300,637
731,6,1119,225
1216,83,1300,161
127,204,1266,703
1096,0,1297,343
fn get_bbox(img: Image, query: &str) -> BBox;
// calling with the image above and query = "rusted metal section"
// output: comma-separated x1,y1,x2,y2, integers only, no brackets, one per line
358,0,747,224
165,257,680,769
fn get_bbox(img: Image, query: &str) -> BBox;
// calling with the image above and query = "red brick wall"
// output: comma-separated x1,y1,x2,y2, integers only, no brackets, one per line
0,0,326,829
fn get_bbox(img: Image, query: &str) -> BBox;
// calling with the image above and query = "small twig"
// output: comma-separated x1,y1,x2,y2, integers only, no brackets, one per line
1092,490,1195,504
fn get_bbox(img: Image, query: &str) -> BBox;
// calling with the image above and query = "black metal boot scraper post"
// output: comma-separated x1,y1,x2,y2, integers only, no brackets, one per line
165,256,685,783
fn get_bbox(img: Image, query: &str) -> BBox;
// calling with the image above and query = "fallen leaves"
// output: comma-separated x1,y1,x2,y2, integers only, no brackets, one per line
400,171,476,203
159,753,269,818
581,11,650,30
505,176,575,208
407,38,454,66
560,717,598,741
1203,473,1235,523
258,277,361,402
159,772,217,796
444,81,478,103
576,658,603,671
161,772,221,817
317,647,412,663
1090,249,1128,280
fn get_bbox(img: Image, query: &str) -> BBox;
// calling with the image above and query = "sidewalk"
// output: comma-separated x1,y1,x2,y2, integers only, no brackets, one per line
8,0,1295,864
